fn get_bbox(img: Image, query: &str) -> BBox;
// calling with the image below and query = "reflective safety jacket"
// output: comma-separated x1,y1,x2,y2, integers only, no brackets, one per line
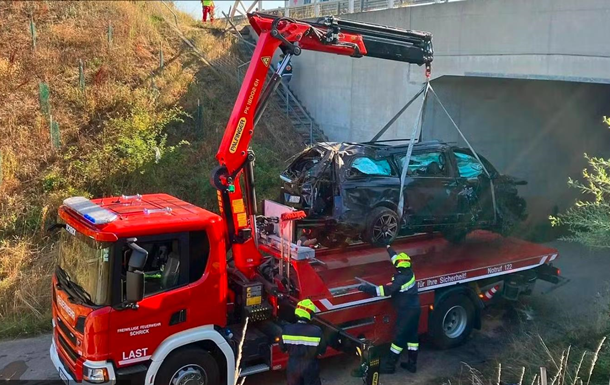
361,247,420,309
376,267,420,309
280,320,327,359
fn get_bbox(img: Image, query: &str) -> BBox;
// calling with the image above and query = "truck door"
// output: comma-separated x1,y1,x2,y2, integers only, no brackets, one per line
397,151,461,224
107,231,210,368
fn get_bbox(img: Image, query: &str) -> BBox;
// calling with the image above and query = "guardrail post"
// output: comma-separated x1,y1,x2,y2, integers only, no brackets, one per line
348,0,354,13
388,0,395,7
314,0,320,17
284,0,290,17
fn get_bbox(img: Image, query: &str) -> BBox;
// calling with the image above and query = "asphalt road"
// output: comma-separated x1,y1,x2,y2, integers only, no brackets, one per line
0,241,607,384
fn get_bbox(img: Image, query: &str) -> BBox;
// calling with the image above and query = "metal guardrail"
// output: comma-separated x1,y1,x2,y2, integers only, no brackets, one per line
230,0,448,22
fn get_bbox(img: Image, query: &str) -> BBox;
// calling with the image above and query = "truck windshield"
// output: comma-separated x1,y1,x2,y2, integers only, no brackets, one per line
58,229,112,306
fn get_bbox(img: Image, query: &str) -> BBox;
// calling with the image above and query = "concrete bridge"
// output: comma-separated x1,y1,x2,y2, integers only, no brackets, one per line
286,0,610,233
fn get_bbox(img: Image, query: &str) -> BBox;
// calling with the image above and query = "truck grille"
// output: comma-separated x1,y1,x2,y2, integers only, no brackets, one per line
56,316,77,345
58,350,77,380
57,332,79,363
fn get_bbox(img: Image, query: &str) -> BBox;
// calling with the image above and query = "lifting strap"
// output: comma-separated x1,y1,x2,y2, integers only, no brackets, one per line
369,82,427,143
395,82,498,224
397,82,430,222
428,85,498,223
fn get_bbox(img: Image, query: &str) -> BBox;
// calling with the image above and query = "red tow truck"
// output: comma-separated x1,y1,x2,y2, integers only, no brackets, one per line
49,13,561,385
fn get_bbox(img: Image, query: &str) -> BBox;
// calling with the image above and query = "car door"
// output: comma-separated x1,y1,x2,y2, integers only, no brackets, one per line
341,155,401,215
452,149,495,222
396,150,461,224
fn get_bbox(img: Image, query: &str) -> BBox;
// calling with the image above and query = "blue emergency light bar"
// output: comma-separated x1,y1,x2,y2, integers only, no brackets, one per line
63,196,118,225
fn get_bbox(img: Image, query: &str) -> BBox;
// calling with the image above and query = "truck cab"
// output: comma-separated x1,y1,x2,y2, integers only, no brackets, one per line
50,194,229,384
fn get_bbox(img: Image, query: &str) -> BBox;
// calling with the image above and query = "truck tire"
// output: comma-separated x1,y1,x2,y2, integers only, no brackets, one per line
154,347,220,385
429,294,475,349
362,207,399,247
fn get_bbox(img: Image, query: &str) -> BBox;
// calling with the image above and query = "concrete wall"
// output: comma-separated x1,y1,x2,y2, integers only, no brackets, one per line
421,77,610,225
286,0,610,231
290,0,610,143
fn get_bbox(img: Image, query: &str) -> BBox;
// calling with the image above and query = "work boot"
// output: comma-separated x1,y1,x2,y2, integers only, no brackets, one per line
379,353,399,374
400,350,418,373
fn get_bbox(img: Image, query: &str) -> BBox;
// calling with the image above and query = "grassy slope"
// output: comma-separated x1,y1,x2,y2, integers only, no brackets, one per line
0,1,302,338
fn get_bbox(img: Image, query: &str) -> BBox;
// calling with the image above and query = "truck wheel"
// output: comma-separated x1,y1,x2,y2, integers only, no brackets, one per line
429,294,475,349
155,347,220,385
362,207,399,247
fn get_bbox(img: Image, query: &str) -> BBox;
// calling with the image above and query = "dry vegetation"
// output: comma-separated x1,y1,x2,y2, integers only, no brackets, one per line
447,295,610,385
0,1,302,338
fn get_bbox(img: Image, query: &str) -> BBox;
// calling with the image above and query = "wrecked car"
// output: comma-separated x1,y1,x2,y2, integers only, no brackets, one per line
279,140,527,247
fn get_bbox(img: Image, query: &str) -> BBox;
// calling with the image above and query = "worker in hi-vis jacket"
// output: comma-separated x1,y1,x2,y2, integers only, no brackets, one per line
358,245,420,374
280,299,327,385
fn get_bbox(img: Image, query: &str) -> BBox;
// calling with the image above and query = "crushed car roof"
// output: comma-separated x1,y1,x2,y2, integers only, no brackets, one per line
313,140,452,157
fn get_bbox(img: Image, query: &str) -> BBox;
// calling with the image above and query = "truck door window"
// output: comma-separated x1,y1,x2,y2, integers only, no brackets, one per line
397,152,448,177
189,231,210,283
121,238,186,298
348,157,394,178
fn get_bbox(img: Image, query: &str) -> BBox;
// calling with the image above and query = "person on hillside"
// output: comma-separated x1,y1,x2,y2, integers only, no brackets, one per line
358,245,420,374
201,0,215,22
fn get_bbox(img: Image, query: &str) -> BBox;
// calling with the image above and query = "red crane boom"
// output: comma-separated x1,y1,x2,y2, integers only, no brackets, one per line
212,13,433,278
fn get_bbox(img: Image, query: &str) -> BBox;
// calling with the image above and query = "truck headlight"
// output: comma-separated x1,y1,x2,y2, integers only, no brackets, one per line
83,366,109,383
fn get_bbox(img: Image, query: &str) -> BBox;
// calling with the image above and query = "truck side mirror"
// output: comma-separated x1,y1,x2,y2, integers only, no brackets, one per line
126,271,144,303
127,240,148,271
125,239,148,305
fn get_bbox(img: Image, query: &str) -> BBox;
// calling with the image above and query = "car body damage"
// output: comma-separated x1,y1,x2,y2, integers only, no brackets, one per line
280,140,527,246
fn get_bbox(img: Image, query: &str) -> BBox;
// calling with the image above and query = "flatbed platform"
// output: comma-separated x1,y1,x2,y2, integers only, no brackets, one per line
261,230,557,312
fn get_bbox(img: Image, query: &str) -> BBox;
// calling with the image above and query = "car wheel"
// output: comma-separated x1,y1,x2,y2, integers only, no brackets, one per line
155,348,220,385
429,294,475,349
363,207,399,247
442,228,470,243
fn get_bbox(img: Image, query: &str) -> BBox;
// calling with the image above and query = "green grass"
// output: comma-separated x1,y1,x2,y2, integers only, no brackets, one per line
0,313,53,340
0,1,302,340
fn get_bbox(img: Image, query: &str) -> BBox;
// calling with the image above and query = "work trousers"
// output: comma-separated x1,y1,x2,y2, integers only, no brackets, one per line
390,307,421,356
286,357,321,385
202,6,214,22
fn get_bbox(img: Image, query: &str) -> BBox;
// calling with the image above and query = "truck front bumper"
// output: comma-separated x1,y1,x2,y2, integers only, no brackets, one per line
50,338,116,385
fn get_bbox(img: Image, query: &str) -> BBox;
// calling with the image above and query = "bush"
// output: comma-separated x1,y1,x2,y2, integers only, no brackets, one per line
550,118,610,248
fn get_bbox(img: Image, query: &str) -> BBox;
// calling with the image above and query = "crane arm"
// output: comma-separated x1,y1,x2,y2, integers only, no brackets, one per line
212,13,433,278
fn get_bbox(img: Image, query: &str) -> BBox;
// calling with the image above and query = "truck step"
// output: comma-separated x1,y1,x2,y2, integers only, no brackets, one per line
240,364,270,377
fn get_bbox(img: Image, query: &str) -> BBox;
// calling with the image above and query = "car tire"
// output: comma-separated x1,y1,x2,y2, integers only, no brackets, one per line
362,207,399,247
154,347,220,385
429,294,475,349
442,228,470,244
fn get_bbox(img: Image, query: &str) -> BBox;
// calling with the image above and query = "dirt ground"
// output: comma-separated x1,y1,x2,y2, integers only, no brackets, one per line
0,240,606,384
